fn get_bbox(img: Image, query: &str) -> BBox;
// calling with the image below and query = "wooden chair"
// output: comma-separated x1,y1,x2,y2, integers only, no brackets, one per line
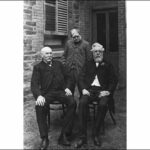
47,101,67,129
88,96,116,134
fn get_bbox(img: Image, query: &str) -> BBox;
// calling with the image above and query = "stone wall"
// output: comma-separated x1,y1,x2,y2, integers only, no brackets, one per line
67,0,91,43
79,1,91,43
67,0,79,38
24,0,44,98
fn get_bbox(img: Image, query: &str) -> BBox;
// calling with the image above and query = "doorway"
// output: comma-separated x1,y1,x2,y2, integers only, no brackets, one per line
92,7,119,74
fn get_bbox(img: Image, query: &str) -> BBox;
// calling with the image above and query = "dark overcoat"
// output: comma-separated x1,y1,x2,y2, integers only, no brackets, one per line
31,59,73,100
79,59,118,93
79,59,118,112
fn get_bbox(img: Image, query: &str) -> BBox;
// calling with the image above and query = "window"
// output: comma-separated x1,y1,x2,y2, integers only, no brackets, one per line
44,0,68,36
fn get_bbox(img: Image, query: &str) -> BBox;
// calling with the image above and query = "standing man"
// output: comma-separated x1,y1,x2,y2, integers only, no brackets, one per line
62,28,92,95
74,43,118,148
31,47,77,149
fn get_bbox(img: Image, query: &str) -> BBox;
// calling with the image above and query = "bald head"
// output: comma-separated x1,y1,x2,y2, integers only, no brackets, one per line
41,47,53,63
41,46,52,53
70,29,80,36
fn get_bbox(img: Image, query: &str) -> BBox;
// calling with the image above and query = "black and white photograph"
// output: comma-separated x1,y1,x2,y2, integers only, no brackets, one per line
24,0,126,149
1,0,150,150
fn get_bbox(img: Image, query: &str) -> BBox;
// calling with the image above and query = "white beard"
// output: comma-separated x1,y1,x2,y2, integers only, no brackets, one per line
94,57,103,63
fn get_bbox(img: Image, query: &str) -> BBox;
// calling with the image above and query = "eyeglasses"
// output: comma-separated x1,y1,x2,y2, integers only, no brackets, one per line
72,35,79,39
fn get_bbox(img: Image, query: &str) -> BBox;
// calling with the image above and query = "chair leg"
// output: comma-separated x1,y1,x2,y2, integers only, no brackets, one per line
62,104,65,115
101,121,105,135
109,109,116,125
47,109,50,129
93,104,96,121
101,107,108,135
60,104,67,119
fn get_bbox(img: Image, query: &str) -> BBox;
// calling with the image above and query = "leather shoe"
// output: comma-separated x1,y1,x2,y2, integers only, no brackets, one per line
74,139,87,148
93,136,101,146
58,134,71,146
39,138,49,150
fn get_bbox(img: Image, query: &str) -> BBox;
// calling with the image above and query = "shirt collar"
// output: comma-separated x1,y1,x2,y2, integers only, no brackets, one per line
96,62,99,67
42,59,52,66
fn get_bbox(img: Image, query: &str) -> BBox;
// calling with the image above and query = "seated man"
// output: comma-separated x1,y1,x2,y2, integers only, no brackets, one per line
31,47,76,150
74,42,118,148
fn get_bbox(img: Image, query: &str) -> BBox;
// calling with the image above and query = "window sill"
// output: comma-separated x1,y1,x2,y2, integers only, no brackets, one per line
44,30,68,36
53,50,64,58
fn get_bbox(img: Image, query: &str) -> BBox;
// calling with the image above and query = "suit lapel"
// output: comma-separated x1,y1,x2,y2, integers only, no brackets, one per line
97,61,106,84
41,61,54,90
90,60,97,82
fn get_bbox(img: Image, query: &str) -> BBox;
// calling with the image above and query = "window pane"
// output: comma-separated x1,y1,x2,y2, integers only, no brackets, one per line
109,11,118,52
97,13,106,49
45,5,56,31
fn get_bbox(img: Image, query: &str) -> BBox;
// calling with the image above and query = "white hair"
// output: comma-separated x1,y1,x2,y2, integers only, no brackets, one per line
91,42,105,52
40,47,52,58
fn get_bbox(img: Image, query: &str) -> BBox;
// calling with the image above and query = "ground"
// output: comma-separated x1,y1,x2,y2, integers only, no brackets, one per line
24,87,126,149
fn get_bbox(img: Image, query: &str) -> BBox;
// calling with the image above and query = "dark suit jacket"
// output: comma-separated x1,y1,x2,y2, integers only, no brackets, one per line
79,59,118,94
31,59,73,100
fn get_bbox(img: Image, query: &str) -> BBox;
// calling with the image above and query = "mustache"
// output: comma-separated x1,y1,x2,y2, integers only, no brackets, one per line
95,55,101,58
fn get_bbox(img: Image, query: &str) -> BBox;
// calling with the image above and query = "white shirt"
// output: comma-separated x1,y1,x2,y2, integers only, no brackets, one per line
91,63,101,87
96,62,99,67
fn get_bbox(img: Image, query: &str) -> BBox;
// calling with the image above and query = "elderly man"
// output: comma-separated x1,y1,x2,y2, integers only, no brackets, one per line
31,47,77,149
74,43,118,148
62,28,92,95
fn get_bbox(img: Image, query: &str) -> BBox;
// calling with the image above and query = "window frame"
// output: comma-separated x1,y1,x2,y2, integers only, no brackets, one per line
44,0,68,36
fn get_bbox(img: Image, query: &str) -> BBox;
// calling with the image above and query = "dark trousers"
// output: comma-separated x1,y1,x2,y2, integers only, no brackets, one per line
35,90,77,139
70,69,82,96
78,87,110,140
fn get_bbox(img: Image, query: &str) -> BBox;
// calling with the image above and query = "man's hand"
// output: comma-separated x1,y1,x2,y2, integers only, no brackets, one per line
65,88,72,96
82,89,90,96
99,91,110,98
36,95,45,106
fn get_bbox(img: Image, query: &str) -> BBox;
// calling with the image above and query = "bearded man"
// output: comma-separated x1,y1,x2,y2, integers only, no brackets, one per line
74,42,118,148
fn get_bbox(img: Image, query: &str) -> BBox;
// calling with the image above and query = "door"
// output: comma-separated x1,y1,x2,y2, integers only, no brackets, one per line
92,8,119,75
